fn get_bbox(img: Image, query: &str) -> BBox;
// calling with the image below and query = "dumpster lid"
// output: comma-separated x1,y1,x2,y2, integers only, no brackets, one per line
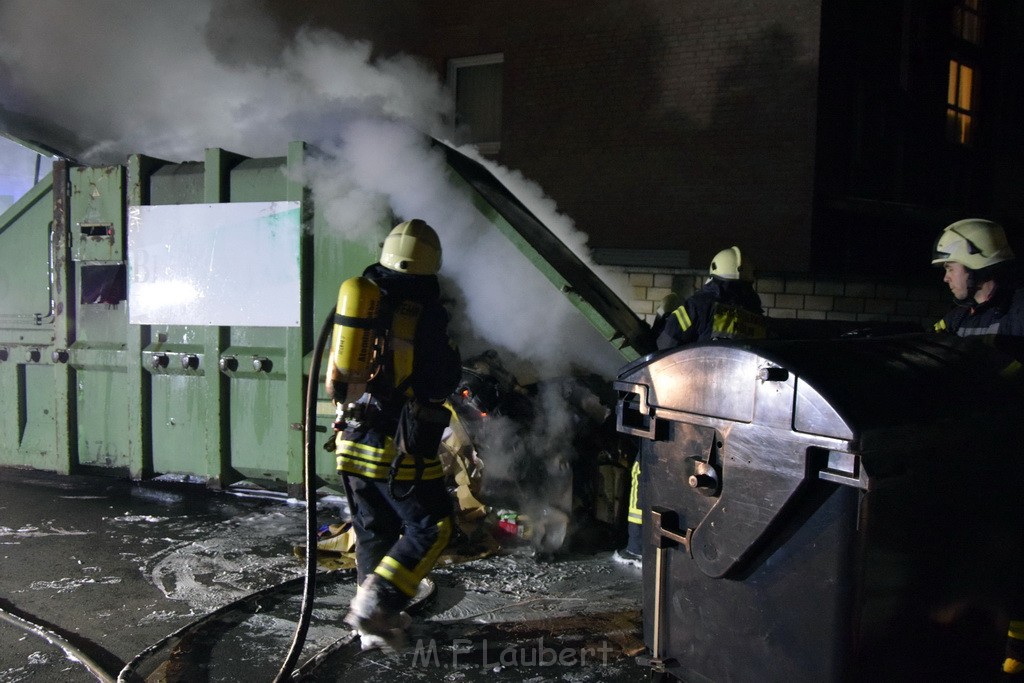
747,333,1024,432
0,109,80,161
0,112,658,362
436,139,656,362
616,333,1024,442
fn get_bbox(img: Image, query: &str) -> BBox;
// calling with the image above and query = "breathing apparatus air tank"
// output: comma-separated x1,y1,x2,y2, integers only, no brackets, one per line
327,276,382,400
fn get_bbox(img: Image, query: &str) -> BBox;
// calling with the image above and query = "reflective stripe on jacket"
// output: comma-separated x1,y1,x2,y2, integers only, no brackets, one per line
934,287,1024,337
336,263,461,481
658,278,766,350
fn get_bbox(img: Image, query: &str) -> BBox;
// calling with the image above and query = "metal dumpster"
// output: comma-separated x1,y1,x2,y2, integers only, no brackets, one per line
615,334,1024,681
0,133,652,491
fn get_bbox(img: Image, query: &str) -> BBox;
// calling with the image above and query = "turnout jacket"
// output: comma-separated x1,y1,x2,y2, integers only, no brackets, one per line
934,287,1024,337
657,278,767,350
336,264,461,481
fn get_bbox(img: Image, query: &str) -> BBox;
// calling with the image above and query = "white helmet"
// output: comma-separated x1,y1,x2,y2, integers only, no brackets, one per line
710,246,744,280
931,219,1014,271
380,219,442,275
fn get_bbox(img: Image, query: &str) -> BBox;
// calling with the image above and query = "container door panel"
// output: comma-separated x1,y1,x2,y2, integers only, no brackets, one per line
75,366,130,469
225,327,291,485
150,373,212,476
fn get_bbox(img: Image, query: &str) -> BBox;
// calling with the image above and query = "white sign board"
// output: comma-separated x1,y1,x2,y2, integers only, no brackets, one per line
128,202,301,327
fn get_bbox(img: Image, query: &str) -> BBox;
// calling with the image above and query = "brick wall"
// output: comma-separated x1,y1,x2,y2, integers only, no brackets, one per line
621,266,951,332
413,0,825,274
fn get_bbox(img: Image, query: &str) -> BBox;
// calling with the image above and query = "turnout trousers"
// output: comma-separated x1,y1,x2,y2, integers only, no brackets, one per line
341,473,453,598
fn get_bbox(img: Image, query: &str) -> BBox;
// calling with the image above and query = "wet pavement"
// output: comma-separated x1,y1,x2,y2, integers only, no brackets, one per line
0,468,646,682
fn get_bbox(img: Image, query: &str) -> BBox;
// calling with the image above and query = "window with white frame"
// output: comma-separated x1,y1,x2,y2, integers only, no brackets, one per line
448,54,504,155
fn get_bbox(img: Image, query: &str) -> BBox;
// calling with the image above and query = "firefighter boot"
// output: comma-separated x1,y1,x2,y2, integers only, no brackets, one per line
356,612,412,651
345,575,410,650
612,548,643,568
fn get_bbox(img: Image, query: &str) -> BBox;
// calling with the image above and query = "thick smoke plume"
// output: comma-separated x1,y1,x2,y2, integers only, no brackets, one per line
0,0,630,380
1,1,634,533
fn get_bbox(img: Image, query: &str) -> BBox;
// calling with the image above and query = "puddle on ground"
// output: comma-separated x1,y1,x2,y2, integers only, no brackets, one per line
2,475,645,682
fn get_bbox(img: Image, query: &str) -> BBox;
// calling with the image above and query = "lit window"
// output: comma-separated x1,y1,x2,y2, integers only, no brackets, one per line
447,54,503,155
947,1,983,146
946,59,975,145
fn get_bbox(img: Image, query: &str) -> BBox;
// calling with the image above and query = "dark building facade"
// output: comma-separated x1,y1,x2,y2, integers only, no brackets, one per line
281,0,1024,279
814,0,1024,277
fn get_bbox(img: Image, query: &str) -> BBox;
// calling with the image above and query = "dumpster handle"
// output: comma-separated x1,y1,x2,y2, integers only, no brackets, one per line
644,506,692,673
651,507,692,554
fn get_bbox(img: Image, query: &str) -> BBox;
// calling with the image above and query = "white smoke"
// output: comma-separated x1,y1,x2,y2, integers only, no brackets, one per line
0,0,631,381
0,0,451,161
299,119,629,379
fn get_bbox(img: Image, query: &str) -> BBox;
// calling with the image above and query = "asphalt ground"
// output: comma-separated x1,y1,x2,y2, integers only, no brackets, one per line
0,468,312,681
0,468,646,682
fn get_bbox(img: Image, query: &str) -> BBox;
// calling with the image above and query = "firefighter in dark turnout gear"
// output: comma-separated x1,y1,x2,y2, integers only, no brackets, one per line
615,246,767,568
657,246,766,350
931,219,1024,675
328,219,461,650
931,218,1024,338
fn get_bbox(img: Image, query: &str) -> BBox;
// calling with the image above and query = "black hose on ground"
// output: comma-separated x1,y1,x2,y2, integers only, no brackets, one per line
0,604,117,683
116,569,357,682
273,307,336,683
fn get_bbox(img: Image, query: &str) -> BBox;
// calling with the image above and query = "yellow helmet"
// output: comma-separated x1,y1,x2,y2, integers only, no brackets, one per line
710,246,744,280
931,219,1014,270
380,219,442,275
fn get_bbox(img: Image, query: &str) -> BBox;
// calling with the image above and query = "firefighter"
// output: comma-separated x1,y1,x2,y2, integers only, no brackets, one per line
328,218,462,649
656,245,766,350
931,218,1024,337
614,246,767,568
930,218,1024,675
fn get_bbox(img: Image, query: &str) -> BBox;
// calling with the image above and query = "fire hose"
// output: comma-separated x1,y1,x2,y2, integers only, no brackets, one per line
2,303,335,683
272,306,335,682
6,305,430,681
0,602,116,683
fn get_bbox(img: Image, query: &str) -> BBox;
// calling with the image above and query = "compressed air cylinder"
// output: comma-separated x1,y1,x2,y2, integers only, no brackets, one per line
328,276,382,384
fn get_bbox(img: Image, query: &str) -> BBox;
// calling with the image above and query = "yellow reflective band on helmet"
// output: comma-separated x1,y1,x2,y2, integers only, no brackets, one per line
934,319,947,332
672,305,693,332
627,460,642,525
374,517,452,596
